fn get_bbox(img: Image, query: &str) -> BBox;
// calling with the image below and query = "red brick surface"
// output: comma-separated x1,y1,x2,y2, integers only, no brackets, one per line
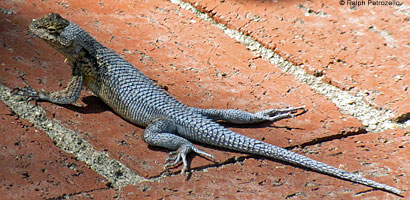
0,102,109,199
187,0,409,116
0,0,408,199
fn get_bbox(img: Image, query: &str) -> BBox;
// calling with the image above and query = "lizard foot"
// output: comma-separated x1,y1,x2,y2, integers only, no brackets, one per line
255,106,306,122
164,144,215,174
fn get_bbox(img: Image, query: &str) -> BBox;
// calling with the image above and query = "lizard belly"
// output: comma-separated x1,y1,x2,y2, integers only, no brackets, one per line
84,71,168,127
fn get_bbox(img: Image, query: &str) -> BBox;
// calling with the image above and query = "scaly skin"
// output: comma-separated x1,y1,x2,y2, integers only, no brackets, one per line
14,13,402,195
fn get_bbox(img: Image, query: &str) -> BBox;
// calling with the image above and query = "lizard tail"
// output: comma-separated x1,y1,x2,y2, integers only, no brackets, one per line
183,111,402,195
200,127,402,195
255,141,402,195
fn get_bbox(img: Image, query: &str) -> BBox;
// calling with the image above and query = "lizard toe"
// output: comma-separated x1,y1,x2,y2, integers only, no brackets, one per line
164,144,215,174
256,106,306,122
164,155,182,170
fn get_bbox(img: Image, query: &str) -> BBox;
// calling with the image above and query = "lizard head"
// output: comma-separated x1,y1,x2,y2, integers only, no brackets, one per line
29,13,72,47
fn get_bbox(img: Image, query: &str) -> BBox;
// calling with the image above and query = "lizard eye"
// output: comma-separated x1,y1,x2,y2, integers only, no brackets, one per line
47,26,58,33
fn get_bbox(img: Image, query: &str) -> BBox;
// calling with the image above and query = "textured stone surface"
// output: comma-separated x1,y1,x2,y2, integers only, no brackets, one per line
185,0,410,117
0,102,109,199
0,0,408,199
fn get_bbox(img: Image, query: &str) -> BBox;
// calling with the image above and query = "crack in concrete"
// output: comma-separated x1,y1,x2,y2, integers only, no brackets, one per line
394,112,410,124
169,0,408,132
286,127,368,149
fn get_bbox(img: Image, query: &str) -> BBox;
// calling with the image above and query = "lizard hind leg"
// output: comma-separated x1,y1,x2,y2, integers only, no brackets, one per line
190,105,306,124
143,119,215,174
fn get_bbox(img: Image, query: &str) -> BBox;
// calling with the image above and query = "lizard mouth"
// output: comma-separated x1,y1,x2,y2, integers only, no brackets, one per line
29,13,72,47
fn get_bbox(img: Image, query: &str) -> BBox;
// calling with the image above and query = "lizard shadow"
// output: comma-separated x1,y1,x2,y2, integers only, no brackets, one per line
219,121,305,130
59,95,112,114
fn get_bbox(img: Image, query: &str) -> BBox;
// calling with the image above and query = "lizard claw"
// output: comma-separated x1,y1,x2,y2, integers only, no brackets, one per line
164,144,215,174
256,106,305,122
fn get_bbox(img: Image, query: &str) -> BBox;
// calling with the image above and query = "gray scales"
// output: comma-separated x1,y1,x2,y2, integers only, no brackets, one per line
14,13,402,195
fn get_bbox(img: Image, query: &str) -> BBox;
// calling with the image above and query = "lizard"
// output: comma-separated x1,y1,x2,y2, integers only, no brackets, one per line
13,13,402,195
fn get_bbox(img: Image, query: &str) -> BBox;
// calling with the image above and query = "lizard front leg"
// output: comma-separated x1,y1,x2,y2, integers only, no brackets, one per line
13,66,84,104
143,119,215,174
